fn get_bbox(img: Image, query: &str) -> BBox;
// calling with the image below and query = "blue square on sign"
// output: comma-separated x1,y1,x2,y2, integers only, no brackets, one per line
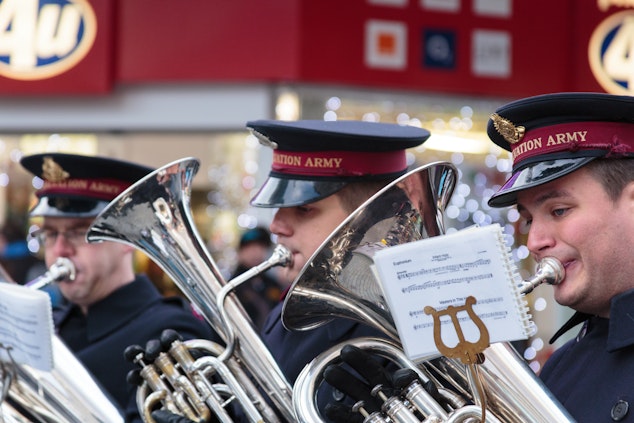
422,29,456,69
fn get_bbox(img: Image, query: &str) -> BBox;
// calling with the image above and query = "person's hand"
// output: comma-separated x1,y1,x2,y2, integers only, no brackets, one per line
150,410,197,423
323,344,448,423
322,344,390,422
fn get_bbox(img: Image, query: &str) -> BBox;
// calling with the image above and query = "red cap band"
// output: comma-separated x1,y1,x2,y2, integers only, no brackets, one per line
271,149,407,177
39,178,130,201
512,121,634,165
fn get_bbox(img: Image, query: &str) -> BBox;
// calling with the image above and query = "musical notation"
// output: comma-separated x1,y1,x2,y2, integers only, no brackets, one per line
0,283,54,370
372,224,532,361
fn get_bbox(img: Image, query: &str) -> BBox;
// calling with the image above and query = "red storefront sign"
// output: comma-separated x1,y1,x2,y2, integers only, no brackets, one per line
0,0,113,95
0,0,630,97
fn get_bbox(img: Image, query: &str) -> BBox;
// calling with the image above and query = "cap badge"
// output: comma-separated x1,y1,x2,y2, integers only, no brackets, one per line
250,129,278,149
42,156,70,182
491,113,525,145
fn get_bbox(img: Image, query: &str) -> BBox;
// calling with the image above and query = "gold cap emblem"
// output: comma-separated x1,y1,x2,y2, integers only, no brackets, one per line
42,157,70,182
491,113,525,145
250,129,278,149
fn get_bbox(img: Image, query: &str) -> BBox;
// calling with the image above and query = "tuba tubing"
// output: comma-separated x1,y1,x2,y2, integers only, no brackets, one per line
293,336,505,423
292,259,572,422
87,157,294,422
216,244,292,362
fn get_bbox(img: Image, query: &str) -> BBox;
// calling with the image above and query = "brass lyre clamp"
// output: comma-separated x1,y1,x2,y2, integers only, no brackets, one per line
424,296,490,365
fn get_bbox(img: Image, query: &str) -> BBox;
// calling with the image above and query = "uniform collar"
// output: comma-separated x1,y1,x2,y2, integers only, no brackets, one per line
548,288,634,352
607,288,634,351
58,275,162,341
548,311,591,345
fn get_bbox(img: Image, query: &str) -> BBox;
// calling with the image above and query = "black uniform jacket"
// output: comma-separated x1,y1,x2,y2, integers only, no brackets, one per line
261,300,388,419
540,288,634,423
53,275,219,423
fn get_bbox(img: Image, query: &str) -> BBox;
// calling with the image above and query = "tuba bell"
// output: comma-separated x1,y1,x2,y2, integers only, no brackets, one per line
0,260,124,423
87,157,295,422
283,162,575,422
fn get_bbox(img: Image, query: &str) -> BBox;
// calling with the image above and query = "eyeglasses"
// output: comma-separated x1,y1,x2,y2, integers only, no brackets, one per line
33,227,90,247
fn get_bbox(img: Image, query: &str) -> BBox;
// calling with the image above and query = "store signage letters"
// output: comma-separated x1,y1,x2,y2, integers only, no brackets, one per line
0,0,96,81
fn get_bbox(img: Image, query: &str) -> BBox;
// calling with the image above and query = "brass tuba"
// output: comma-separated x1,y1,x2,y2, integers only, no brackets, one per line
0,259,124,422
283,163,575,422
87,158,294,422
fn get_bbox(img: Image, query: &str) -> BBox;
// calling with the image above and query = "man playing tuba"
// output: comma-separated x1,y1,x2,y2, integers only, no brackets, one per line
149,119,432,423
485,93,634,423
20,153,222,422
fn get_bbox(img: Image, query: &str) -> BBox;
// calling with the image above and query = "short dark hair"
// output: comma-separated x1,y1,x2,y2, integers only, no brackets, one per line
586,158,634,202
335,180,392,214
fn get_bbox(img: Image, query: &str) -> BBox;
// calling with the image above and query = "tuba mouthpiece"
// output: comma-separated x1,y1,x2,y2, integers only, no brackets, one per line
271,244,293,268
25,257,76,290
519,257,565,295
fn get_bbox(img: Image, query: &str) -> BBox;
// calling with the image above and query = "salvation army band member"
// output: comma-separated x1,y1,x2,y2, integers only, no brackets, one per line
486,92,634,423
21,153,221,423
149,119,432,423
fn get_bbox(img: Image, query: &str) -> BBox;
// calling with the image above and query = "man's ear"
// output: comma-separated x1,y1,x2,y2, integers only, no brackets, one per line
622,181,634,211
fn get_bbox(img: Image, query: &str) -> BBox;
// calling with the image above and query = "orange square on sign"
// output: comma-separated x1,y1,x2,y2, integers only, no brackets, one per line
365,20,406,70
377,33,396,54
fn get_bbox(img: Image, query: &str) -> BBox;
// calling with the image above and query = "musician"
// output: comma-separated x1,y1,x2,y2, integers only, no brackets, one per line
486,93,634,422
248,119,431,421
146,119,431,423
20,153,221,423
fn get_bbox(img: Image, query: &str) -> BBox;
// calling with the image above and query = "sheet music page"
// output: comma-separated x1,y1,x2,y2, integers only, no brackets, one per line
372,224,530,361
0,283,54,371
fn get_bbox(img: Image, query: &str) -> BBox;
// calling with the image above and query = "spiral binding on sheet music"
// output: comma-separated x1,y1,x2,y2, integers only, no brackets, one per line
494,225,536,338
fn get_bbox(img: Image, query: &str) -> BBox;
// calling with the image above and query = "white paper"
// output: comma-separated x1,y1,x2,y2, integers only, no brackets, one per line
373,224,530,360
0,283,54,371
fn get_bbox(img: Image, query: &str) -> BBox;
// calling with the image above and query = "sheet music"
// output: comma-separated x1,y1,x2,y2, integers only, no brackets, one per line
372,224,531,361
0,282,54,371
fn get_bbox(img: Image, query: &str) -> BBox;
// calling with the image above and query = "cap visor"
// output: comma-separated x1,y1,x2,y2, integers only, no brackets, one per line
29,197,109,218
488,157,596,207
250,176,346,208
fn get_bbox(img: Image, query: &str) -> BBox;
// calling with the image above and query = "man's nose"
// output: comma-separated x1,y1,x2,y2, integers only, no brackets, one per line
526,222,556,254
270,209,292,237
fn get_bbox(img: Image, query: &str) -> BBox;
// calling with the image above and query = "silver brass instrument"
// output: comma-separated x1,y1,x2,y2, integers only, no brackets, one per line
283,162,575,422
84,155,574,423
0,260,123,422
519,257,564,294
25,257,76,289
87,158,294,423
